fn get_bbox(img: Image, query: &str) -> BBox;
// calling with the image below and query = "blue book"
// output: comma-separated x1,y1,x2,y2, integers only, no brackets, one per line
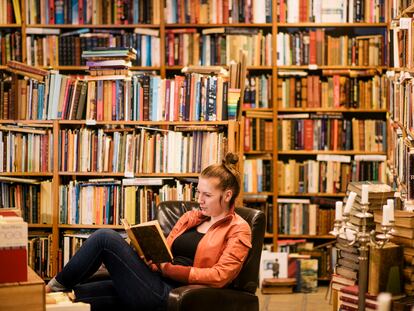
37,84,44,120
151,77,160,120
146,36,151,66
194,80,201,121
133,0,139,24
55,0,64,24
72,0,79,24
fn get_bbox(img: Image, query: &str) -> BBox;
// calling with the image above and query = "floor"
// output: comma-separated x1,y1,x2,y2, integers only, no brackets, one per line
257,286,332,311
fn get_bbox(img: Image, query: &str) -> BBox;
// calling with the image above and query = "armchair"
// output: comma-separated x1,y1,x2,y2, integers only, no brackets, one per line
157,201,266,311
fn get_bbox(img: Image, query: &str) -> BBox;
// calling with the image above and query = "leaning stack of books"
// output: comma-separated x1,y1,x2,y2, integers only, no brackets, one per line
334,235,359,288
82,47,137,77
344,181,395,231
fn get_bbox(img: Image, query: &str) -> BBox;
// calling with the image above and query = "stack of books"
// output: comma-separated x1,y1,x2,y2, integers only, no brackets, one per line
382,210,414,296
82,47,137,77
334,236,359,287
344,181,395,231
338,285,378,311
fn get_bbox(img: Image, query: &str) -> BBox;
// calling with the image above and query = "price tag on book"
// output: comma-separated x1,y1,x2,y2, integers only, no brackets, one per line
386,71,395,78
86,119,97,126
400,18,411,29
124,172,134,178
308,64,318,70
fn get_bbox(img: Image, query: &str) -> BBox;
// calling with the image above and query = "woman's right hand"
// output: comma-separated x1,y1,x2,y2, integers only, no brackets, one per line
140,256,159,272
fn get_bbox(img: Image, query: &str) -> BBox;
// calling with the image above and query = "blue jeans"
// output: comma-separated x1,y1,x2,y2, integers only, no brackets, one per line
55,229,178,311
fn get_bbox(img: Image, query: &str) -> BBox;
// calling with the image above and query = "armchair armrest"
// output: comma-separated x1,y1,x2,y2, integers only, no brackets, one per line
168,285,259,311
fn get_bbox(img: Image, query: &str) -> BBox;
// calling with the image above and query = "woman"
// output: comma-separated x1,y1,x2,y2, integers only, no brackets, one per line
47,152,252,310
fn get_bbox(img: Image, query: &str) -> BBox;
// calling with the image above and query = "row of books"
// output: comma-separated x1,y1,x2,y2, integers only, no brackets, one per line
0,31,22,65
388,72,414,133
244,200,273,233
28,233,53,278
164,0,272,24
390,20,414,69
278,0,386,23
25,0,160,25
243,158,272,193
277,155,387,194
277,31,384,66
2,71,238,121
243,117,273,152
277,199,335,235
0,0,20,24
26,31,161,67
59,179,195,225
0,128,53,173
277,117,387,152
0,180,52,224
166,29,272,67
243,74,272,109
277,74,388,110
59,128,226,174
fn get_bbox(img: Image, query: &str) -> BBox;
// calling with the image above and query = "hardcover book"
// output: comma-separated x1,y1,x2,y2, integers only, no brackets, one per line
122,219,173,264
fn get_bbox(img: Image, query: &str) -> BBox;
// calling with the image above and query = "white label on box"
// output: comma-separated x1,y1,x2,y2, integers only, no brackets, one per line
308,64,318,70
0,222,28,248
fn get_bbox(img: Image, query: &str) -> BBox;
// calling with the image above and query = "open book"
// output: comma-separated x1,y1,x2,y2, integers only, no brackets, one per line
121,219,173,264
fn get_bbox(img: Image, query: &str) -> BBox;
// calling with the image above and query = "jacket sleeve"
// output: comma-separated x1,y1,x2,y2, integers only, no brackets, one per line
187,222,252,288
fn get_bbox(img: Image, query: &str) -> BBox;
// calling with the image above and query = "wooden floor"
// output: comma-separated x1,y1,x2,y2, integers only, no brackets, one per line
257,286,332,311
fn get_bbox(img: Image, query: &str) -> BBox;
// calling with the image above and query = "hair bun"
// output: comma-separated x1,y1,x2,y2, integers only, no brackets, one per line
223,152,239,166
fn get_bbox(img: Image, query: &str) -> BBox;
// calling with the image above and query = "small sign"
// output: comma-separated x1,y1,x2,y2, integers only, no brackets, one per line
400,17,412,30
86,119,97,126
124,172,134,178
308,64,318,70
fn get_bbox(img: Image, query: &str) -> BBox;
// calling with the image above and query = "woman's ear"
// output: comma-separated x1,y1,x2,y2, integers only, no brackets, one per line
223,189,233,203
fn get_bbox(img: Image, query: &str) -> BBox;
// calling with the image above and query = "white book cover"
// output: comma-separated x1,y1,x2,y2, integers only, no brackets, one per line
259,251,289,287
253,0,266,23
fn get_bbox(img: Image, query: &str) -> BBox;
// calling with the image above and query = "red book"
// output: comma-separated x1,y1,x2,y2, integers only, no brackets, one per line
49,0,55,24
333,75,340,107
0,247,27,283
309,31,317,65
303,119,313,150
279,0,286,23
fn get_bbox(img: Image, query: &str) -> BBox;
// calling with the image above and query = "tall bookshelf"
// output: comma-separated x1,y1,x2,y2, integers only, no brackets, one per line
0,0,392,279
386,0,414,297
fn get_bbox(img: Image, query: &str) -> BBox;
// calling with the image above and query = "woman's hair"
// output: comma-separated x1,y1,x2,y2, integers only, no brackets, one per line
200,152,241,206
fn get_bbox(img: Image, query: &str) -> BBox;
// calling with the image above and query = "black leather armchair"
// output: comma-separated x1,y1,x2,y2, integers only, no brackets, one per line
157,201,266,311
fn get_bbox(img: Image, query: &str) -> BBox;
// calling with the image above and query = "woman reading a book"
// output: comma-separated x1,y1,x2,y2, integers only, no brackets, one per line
46,152,252,311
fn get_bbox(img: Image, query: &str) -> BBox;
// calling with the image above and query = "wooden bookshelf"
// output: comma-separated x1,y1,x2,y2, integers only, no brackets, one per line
0,0,391,281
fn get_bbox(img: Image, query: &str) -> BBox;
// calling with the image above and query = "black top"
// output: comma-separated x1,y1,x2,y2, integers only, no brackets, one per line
171,226,205,266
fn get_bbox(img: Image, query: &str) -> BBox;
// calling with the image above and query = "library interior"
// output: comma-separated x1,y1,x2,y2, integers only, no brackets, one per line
1,0,414,310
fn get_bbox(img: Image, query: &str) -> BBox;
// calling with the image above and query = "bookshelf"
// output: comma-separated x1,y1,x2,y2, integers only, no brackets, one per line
0,0,392,281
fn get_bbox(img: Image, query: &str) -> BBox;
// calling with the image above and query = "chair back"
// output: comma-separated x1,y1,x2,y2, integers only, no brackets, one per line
156,201,266,294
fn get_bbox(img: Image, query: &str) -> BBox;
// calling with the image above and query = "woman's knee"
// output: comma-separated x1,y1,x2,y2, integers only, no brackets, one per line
89,229,122,244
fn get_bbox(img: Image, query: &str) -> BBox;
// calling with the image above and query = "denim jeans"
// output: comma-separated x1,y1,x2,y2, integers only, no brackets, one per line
55,228,177,311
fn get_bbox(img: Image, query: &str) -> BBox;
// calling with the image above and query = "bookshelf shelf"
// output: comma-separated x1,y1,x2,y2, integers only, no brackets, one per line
244,191,274,196
277,22,388,28
277,65,388,70
243,151,273,155
0,120,53,125
277,108,388,113
28,224,53,228
26,24,161,29
278,234,335,239
58,120,233,126
55,66,161,71
278,193,346,197
0,172,54,177
164,23,273,28
242,108,273,112
59,224,124,229
58,172,200,178
0,24,21,28
278,151,386,155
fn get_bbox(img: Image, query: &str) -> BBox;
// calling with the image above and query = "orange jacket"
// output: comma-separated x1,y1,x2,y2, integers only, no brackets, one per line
160,206,252,288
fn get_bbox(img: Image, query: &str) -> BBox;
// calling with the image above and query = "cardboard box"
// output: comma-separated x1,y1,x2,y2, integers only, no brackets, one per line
0,267,45,311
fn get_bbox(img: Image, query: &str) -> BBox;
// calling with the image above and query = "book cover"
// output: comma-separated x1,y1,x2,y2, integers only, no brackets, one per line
122,219,173,264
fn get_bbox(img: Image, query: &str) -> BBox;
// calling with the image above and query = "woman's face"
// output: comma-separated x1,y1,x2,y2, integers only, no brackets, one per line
196,177,232,218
